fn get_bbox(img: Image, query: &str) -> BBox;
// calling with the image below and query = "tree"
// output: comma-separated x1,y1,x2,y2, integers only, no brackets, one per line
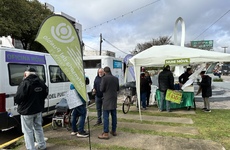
0,0,53,51
131,36,172,54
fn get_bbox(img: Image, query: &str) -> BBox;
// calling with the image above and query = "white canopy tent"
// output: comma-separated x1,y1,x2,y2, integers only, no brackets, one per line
128,45,230,120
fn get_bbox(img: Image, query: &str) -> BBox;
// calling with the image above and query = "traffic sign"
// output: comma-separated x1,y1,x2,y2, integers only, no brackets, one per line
191,40,213,50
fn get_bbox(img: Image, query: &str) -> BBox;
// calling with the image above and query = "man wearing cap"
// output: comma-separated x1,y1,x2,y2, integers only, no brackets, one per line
158,65,174,112
14,68,48,150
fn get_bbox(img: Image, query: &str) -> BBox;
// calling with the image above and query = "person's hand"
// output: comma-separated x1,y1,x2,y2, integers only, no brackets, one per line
92,89,96,95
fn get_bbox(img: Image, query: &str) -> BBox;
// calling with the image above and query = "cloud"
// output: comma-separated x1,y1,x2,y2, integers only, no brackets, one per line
39,0,230,57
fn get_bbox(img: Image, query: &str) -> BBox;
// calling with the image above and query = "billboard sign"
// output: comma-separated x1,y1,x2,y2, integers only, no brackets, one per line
191,40,213,50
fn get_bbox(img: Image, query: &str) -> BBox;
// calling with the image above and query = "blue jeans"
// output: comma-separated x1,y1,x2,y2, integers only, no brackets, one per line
71,103,87,133
21,112,46,150
160,91,171,111
95,96,103,123
103,109,117,133
141,92,147,108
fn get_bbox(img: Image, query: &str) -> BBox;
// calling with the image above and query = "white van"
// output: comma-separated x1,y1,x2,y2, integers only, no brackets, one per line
83,55,124,98
0,47,71,131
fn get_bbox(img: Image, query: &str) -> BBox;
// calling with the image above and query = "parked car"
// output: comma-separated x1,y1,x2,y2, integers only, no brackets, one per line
221,64,230,75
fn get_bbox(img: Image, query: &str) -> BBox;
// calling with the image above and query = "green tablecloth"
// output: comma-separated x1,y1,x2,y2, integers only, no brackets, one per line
156,89,194,109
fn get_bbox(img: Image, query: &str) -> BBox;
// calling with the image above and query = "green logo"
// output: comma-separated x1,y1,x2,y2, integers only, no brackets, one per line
35,15,87,101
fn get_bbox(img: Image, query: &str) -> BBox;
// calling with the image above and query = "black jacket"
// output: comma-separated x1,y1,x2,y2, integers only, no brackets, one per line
158,69,174,92
140,77,149,93
200,75,212,98
179,72,191,84
14,74,48,115
93,75,103,98
145,76,152,91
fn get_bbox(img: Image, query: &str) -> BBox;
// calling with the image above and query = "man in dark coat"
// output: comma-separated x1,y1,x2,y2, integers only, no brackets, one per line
140,72,149,109
179,68,193,85
196,71,212,112
14,68,48,150
145,71,152,107
93,68,105,125
98,66,119,139
158,65,174,112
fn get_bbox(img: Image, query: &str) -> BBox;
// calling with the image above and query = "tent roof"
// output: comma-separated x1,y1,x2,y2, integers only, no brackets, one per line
129,45,230,67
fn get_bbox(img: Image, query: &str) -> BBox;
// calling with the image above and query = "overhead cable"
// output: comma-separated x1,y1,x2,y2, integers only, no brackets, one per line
83,0,160,31
194,9,230,40
103,38,129,55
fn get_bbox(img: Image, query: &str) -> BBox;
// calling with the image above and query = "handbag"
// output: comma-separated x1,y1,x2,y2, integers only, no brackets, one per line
65,89,83,109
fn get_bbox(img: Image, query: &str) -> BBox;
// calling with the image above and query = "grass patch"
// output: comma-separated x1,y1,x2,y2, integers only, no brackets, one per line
213,78,223,82
48,137,139,150
139,108,230,149
91,104,230,149
14,105,230,150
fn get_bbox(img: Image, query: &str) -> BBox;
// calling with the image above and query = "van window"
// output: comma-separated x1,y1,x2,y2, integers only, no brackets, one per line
83,60,101,68
49,65,69,83
8,64,45,86
206,63,217,74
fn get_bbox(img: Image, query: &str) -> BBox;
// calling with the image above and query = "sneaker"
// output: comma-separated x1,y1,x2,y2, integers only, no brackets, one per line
77,131,89,138
158,109,163,112
204,109,211,112
202,108,207,111
70,132,78,136
167,110,172,112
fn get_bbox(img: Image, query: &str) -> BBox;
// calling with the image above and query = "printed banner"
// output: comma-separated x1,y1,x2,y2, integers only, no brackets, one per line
35,15,87,101
165,58,190,65
165,89,182,104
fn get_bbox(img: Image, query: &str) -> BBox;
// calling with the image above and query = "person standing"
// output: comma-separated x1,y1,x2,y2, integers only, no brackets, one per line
213,65,221,78
70,84,89,138
196,71,212,112
140,72,149,110
98,66,119,140
14,68,48,150
93,68,105,125
145,71,152,107
179,67,193,86
158,65,174,112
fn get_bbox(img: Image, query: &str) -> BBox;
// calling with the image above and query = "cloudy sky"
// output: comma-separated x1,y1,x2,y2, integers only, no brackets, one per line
38,0,230,58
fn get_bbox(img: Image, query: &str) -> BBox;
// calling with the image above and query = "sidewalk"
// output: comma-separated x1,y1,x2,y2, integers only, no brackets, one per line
16,106,226,150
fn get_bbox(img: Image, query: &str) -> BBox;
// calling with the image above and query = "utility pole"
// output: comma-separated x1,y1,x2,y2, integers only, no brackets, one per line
222,46,228,53
99,33,103,55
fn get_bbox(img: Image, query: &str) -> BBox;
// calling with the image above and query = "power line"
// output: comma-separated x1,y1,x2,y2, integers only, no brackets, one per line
103,38,129,55
83,0,160,31
84,44,98,51
194,9,230,40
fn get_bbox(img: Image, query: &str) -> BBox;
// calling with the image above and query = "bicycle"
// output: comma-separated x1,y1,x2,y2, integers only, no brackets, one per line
122,87,137,114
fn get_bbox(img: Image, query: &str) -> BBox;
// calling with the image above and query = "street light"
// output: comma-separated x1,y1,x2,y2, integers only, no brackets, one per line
222,46,228,53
